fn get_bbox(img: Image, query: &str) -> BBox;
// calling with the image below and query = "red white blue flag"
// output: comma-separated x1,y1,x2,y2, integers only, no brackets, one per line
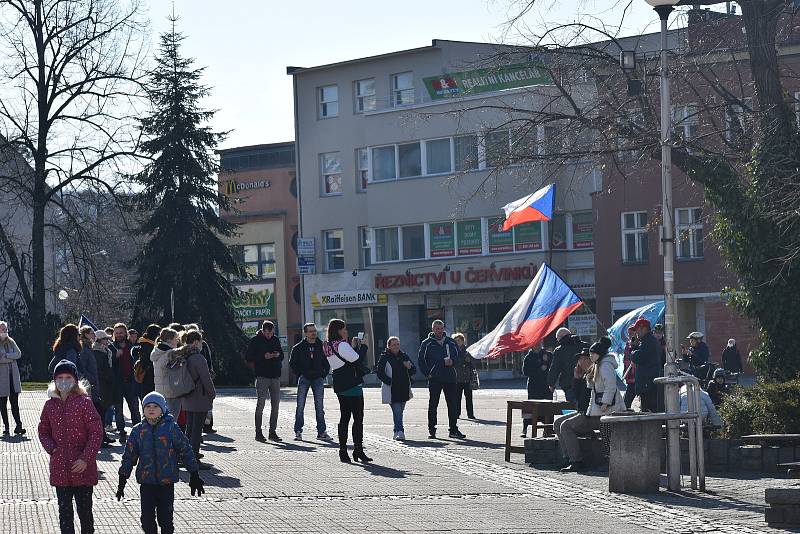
467,263,583,359
501,184,555,232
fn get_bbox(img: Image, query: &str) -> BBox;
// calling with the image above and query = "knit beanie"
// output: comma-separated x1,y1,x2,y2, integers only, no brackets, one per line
141,391,168,416
53,359,78,380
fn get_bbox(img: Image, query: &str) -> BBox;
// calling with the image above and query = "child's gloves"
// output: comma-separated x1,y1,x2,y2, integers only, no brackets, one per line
116,477,127,501
189,471,204,497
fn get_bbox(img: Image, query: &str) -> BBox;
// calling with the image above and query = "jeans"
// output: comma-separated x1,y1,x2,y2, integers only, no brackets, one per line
255,377,281,435
115,380,141,431
165,398,182,420
337,394,364,447
0,392,21,429
428,381,460,433
458,383,474,418
185,411,207,458
294,376,326,433
140,483,174,534
104,407,114,427
55,486,94,534
390,402,406,433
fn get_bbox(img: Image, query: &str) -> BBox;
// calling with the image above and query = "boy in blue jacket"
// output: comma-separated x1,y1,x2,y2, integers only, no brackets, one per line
117,391,204,534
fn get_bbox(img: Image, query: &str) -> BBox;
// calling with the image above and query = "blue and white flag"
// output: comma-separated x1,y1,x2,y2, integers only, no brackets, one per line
606,301,665,355
78,314,99,331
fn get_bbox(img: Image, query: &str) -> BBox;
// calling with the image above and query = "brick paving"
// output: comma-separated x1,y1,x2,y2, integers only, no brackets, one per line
0,384,796,533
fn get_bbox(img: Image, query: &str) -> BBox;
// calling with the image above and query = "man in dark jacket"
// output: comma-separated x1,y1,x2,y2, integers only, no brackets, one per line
132,324,160,399
245,320,284,442
630,318,661,412
417,320,464,439
547,328,588,403
289,323,331,441
521,343,552,437
113,322,141,439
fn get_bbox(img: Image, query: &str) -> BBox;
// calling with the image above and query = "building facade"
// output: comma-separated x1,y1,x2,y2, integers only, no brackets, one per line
218,142,302,383
289,40,601,377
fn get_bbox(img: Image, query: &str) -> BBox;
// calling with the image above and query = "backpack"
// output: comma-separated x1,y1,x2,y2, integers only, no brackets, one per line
166,357,196,398
133,359,146,384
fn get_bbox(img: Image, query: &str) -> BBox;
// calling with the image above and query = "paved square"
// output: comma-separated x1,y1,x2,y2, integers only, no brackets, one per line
0,384,795,533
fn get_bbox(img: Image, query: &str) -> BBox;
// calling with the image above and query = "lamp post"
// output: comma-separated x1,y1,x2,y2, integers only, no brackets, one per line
645,0,681,492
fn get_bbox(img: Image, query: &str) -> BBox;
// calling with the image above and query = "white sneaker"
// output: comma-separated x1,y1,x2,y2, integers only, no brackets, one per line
294,431,302,441
397,431,406,441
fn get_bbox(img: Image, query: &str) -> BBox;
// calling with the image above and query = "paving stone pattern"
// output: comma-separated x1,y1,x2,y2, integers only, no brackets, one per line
0,386,796,533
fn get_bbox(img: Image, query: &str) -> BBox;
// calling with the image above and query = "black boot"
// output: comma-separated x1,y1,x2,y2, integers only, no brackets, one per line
339,447,351,463
352,445,372,463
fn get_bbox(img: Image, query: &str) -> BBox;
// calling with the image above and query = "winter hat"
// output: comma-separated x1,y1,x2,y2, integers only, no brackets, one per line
141,391,168,415
713,368,726,380
727,339,736,347
632,317,651,331
589,336,612,357
94,329,110,341
555,328,571,342
53,359,78,380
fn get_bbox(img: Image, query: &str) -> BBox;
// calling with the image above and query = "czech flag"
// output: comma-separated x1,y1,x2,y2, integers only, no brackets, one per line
501,184,555,232
468,263,583,359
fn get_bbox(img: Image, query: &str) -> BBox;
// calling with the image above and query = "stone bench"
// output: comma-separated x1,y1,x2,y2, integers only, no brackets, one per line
765,488,800,527
524,431,606,467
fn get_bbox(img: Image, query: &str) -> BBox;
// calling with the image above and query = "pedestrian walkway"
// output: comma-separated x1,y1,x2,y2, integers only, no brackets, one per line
0,387,793,533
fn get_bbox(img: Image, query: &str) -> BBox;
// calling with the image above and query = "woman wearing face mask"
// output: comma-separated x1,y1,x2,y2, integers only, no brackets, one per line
0,320,24,436
38,360,102,534
555,336,623,472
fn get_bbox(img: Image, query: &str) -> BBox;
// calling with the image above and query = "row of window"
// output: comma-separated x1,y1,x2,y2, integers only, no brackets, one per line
319,128,569,196
318,72,414,119
320,208,703,273
621,208,703,263
322,213,593,272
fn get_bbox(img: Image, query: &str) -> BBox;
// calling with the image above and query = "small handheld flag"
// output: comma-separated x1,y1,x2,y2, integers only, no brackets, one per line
467,263,583,359
501,184,555,232
78,314,99,331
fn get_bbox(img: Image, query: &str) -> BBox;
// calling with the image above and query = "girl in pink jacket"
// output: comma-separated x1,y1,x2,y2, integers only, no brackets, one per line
38,359,102,534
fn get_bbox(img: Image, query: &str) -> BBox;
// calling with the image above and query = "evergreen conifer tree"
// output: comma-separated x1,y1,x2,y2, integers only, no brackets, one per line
131,19,247,383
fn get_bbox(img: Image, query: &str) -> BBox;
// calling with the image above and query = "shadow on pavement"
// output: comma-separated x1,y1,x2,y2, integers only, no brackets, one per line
203,433,234,443
354,462,413,479
202,443,236,454
182,467,242,489
396,439,446,449
461,417,506,427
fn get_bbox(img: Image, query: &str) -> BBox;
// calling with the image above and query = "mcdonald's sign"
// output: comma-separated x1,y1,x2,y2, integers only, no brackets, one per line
224,179,271,195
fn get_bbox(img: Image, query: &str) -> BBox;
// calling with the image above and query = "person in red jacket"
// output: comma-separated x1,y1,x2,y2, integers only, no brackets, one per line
38,359,102,534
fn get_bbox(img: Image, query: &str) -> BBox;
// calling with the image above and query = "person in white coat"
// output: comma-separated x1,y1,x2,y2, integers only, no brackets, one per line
0,321,24,436
679,385,723,428
150,328,186,417
556,337,625,472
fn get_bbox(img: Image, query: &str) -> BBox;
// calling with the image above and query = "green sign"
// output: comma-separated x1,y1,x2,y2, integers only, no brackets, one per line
429,222,455,257
514,222,543,251
572,212,594,249
457,220,482,255
233,283,275,320
550,214,567,250
423,62,553,100
488,217,513,253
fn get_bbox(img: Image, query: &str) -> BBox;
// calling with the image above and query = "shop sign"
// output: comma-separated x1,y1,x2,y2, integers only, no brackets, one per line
233,283,275,320
224,179,271,195
568,314,597,338
550,213,567,250
488,217,513,253
457,219,482,256
311,290,388,308
514,221,543,251
297,237,316,275
374,263,537,291
423,62,552,100
572,212,594,249
429,222,455,258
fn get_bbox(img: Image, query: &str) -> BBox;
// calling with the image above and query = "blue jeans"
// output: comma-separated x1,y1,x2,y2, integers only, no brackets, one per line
390,402,406,433
115,380,141,431
294,376,326,433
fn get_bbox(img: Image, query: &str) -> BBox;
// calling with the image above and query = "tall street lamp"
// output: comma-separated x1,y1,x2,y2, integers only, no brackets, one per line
645,0,681,492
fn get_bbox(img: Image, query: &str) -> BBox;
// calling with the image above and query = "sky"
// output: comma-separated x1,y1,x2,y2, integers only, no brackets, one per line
144,0,728,150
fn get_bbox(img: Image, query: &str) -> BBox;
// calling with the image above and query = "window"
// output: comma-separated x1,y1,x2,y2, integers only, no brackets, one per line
457,219,483,255
321,152,342,195
571,211,594,249
374,227,400,262
398,142,421,178
511,128,537,162
356,148,368,192
621,211,649,264
488,217,514,253
514,222,543,251
318,85,338,118
402,225,425,259
360,227,372,268
549,213,567,250
324,230,344,272
371,146,395,181
391,72,414,106
538,125,560,156
428,222,455,258
725,99,751,145
676,207,703,260
672,105,699,142
425,138,451,174
484,130,510,168
454,134,479,171
355,78,376,113
235,243,277,280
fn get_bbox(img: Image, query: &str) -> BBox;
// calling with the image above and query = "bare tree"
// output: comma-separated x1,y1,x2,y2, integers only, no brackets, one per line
0,0,148,376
